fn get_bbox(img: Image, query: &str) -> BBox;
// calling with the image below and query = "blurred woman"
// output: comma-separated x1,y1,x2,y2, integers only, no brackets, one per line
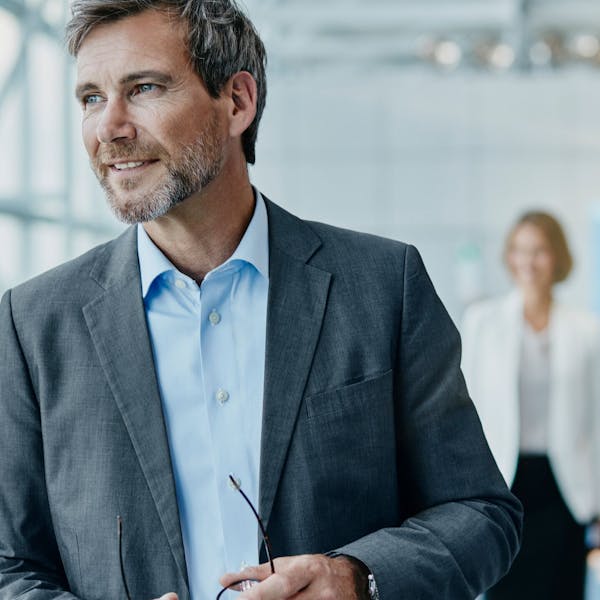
461,211,600,600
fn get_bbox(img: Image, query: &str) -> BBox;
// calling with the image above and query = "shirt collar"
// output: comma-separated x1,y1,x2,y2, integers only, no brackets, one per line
137,190,269,298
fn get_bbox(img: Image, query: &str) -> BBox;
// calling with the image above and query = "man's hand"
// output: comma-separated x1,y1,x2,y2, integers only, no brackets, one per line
219,554,365,599
153,594,178,600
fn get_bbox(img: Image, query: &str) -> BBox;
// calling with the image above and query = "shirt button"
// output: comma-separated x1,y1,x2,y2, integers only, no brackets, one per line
175,279,187,289
216,389,229,405
209,310,221,326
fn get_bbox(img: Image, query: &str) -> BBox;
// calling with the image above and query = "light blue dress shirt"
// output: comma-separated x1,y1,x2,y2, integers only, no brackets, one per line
137,193,269,600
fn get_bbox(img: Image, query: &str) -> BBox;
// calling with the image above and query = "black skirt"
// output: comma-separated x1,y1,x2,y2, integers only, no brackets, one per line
486,454,586,600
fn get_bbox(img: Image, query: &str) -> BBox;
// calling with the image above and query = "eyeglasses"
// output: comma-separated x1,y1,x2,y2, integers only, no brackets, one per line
116,474,275,600
215,474,275,599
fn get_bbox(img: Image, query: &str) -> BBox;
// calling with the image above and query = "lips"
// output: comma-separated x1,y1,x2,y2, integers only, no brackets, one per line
113,161,145,170
106,159,159,172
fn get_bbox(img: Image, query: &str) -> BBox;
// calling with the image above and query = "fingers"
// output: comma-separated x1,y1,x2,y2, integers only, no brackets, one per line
153,594,178,600
219,554,358,600
240,571,305,599
221,556,311,599
220,562,272,589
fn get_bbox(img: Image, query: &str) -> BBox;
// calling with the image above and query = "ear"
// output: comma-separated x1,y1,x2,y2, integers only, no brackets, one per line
225,71,258,138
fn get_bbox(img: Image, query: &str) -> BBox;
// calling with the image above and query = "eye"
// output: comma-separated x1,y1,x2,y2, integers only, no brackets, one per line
82,94,103,106
132,83,159,96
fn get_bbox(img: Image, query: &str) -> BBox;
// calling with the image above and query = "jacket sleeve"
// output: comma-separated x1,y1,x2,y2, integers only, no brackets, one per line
458,303,482,404
334,245,522,599
0,290,81,599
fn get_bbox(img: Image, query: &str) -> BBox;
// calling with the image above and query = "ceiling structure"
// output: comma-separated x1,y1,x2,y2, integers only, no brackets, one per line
245,0,600,72
2,0,600,84
1,0,598,220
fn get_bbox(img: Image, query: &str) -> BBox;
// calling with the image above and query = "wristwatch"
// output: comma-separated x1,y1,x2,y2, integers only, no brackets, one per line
367,573,380,600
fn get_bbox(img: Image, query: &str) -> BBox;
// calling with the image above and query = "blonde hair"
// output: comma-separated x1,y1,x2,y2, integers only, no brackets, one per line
503,211,573,283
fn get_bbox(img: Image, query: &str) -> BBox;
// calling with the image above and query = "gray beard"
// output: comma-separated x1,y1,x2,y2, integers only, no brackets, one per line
100,146,222,224
95,117,224,225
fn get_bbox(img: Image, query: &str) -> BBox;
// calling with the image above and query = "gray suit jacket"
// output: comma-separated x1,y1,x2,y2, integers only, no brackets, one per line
0,199,521,600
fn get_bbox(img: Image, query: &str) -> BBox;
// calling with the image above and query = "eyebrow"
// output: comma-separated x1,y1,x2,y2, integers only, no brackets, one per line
75,70,174,100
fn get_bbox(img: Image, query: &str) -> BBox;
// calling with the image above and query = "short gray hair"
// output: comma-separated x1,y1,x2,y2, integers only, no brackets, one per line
66,0,267,164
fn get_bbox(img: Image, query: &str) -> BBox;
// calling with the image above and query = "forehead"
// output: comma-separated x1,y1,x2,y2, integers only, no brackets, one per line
512,223,550,247
76,9,190,83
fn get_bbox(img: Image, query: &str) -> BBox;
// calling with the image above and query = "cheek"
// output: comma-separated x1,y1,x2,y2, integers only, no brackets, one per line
161,115,194,144
539,257,556,276
82,117,99,157
508,253,527,272
133,108,181,150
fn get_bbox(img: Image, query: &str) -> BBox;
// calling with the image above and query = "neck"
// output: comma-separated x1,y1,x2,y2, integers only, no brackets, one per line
142,162,255,283
520,286,553,332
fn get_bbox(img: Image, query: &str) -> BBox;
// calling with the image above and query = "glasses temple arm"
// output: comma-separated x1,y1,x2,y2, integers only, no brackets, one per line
228,474,275,575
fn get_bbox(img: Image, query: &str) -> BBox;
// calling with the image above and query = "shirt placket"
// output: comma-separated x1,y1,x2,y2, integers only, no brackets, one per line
200,267,258,572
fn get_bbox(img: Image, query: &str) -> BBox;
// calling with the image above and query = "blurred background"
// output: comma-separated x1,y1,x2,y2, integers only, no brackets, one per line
1,0,600,594
4,0,600,324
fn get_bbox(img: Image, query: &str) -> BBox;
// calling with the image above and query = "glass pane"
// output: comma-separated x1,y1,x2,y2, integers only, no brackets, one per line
0,9,21,86
30,33,66,197
0,90,22,197
41,0,68,29
30,221,67,277
0,215,24,293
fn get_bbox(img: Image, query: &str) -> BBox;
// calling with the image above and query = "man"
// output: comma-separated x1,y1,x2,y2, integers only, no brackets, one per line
0,1,521,599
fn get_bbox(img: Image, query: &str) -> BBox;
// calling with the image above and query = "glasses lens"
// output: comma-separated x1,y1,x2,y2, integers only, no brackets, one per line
216,579,259,599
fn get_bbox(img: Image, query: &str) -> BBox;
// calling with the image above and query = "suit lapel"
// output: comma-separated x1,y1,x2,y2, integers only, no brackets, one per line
82,228,188,593
80,203,331,577
259,201,331,531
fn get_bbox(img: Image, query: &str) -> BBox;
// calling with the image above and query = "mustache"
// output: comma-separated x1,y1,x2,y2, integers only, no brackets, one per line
94,141,165,166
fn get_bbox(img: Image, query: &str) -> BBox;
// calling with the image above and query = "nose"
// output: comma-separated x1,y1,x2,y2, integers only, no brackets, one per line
515,251,534,268
96,97,136,144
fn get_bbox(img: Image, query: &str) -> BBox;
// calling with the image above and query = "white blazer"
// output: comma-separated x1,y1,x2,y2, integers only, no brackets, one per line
461,291,600,523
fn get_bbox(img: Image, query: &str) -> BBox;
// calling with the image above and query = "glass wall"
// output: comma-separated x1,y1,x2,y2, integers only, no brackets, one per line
4,0,600,320
0,0,120,295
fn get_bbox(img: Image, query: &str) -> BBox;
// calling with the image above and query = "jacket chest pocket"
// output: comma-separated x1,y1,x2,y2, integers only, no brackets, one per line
301,370,396,481
305,369,394,421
